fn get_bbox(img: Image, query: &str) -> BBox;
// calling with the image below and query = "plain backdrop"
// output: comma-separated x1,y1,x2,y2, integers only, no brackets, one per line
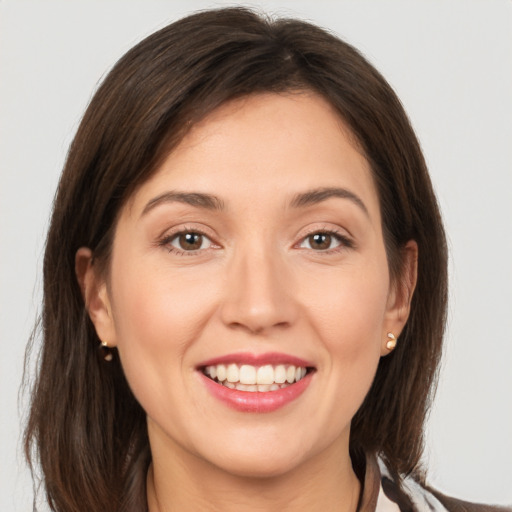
1,1,511,510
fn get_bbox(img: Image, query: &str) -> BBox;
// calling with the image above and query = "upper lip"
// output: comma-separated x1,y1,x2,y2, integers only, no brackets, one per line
196,352,315,369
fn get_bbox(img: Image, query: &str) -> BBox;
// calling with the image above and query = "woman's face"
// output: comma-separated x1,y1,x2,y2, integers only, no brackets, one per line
86,92,412,478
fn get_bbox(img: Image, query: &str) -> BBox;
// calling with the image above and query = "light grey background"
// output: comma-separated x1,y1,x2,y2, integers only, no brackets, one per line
1,1,511,510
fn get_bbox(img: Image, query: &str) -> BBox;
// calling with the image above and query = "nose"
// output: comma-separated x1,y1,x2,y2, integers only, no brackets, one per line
219,244,298,335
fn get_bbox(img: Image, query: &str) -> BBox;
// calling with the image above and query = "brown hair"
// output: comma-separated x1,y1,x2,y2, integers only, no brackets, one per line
24,7,447,512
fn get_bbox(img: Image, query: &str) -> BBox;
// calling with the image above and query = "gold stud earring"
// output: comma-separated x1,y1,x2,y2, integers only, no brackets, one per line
386,332,397,351
99,340,113,362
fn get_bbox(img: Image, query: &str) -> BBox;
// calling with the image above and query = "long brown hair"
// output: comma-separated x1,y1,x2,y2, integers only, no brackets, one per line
24,7,447,511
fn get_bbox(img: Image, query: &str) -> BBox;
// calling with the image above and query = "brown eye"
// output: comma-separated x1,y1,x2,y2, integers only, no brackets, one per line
171,232,210,251
300,232,342,251
309,233,331,250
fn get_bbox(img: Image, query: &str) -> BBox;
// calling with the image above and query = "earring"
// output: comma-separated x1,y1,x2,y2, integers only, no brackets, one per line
386,332,397,351
99,340,113,362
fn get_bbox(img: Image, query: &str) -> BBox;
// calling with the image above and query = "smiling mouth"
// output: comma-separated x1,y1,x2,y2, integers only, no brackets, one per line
201,363,315,392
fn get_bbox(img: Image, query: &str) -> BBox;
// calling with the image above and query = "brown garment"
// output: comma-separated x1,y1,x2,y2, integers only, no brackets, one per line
427,488,512,512
357,453,512,512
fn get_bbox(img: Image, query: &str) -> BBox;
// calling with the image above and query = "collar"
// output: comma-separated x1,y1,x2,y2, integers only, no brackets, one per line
357,453,449,512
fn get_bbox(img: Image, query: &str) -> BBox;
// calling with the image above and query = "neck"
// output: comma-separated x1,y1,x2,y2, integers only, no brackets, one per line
146,427,361,512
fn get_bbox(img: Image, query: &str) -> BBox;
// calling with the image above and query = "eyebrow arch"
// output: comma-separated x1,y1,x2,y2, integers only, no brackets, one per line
290,187,369,216
141,191,225,217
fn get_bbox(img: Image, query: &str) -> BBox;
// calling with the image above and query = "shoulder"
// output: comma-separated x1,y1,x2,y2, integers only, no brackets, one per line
375,456,512,512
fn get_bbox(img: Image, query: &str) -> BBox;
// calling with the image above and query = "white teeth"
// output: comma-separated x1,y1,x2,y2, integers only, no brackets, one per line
216,364,226,382
286,365,296,383
226,364,239,383
256,365,274,385
203,362,310,390
236,383,258,392
239,364,257,385
274,365,286,384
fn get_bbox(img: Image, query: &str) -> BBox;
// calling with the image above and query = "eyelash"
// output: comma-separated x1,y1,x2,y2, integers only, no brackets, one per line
297,228,354,254
158,226,215,256
157,227,354,256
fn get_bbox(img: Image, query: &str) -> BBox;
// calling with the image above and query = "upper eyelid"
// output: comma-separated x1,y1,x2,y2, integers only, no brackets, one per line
158,223,218,241
295,223,352,240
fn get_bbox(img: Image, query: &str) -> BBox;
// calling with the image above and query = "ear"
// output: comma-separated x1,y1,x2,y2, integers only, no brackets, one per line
381,240,418,356
75,247,117,347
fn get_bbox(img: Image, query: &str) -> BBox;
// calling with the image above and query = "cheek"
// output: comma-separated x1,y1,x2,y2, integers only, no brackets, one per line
111,258,219,349
301,261,389,407
303,261,389,345
107,253,221,412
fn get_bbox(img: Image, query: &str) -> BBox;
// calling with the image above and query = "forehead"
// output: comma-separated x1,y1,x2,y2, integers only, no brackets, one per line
172,91,366,170
124,92,379,220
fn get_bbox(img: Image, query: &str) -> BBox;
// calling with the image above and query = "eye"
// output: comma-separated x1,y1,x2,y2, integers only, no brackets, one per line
169,232,212,251
299,232,345,251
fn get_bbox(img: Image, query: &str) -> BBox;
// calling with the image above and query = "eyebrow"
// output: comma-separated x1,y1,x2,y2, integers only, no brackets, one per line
141,191,225,217
141,186,368,218
290,187,369,216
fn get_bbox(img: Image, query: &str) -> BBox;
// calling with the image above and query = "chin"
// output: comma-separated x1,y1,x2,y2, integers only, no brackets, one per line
194,429,315,479
212,451,305,480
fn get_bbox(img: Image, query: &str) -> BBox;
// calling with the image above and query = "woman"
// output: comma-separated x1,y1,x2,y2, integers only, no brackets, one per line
23,7,508,512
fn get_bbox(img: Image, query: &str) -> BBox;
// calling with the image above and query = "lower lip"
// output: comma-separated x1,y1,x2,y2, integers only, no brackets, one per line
200,372,313,413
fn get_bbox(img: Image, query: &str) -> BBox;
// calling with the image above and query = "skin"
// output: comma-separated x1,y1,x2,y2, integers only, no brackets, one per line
77,92,417,512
